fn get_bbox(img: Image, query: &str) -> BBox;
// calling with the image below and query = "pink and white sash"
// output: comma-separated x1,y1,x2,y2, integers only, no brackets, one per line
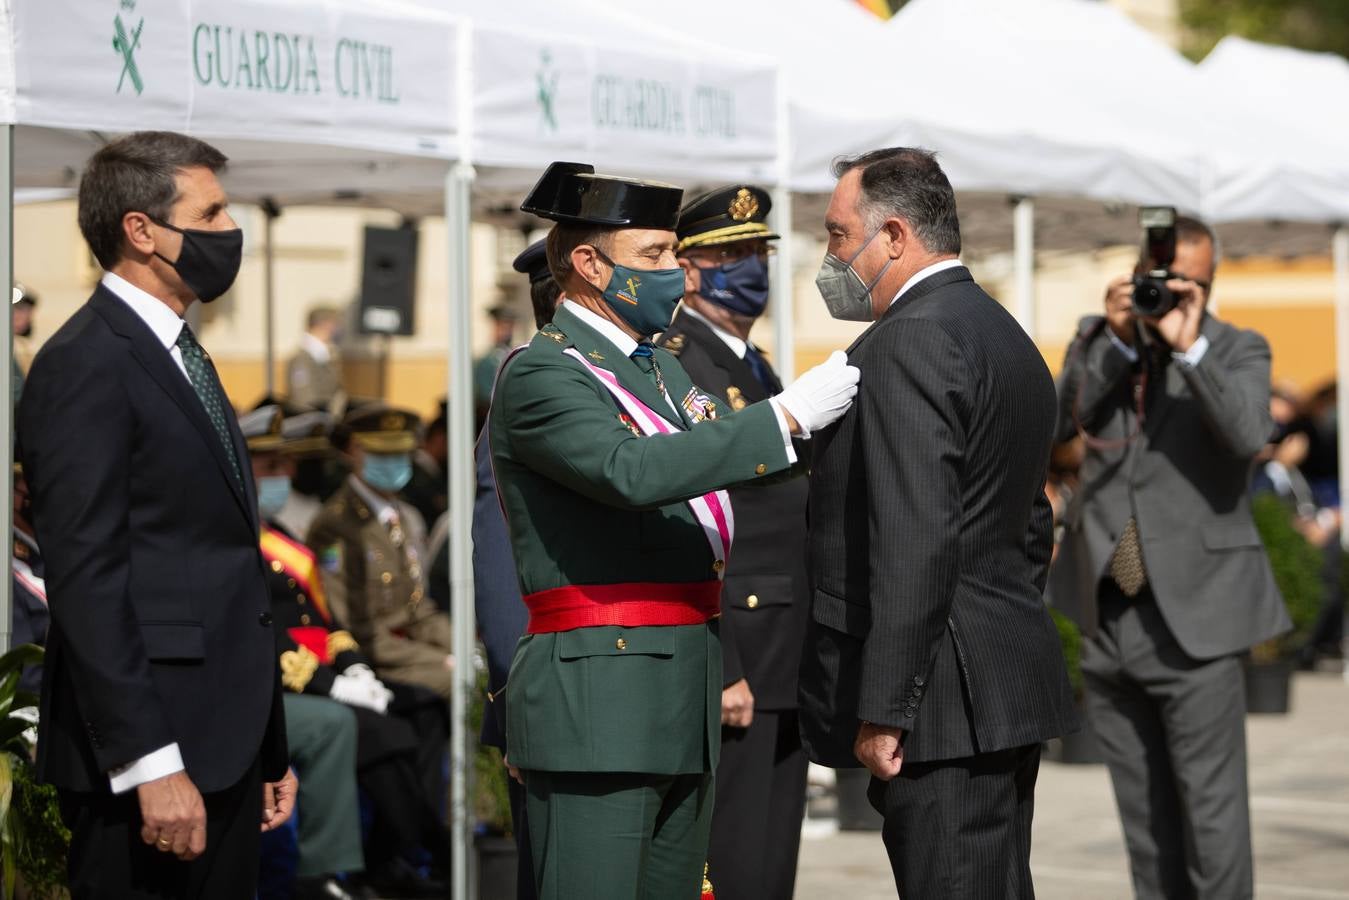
562,348,735,577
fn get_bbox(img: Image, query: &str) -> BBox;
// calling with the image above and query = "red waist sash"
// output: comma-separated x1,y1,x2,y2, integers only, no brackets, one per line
524,581,722,634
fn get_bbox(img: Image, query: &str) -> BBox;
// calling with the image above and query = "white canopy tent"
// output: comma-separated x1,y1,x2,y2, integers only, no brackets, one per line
1196,37,1349,553
0,1,786,896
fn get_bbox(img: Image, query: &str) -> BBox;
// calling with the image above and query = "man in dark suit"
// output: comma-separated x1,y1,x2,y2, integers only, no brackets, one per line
798,147,1078,898
1048,216,1290,899
18,131,294,899
657,185,809,900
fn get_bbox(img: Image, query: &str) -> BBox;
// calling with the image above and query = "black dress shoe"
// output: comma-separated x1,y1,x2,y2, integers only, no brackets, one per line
360,858,447,899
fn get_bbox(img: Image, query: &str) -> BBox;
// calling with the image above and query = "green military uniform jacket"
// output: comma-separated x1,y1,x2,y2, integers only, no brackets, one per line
306,479,454,698
489,303,794,775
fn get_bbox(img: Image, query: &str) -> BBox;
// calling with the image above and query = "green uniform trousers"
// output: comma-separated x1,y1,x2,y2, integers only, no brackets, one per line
283,694,364,877
525,770,714,900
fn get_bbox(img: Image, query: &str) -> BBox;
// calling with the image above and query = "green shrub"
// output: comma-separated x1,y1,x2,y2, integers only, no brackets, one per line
1251,493,1324,662
1048,607,1083,700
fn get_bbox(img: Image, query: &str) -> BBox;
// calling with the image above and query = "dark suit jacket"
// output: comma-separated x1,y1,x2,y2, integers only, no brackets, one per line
799,266,1078,767
658,310,809,710
470,430,531,750
1047,314,1290,658
19,284,287,794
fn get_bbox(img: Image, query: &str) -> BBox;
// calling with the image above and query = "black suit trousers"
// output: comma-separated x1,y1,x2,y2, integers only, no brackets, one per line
707,710,808,900
59,759,261,900
867,744,1041,900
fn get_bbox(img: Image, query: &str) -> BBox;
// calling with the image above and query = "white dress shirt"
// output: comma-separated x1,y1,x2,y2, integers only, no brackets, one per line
682,306,751,361
99,272,190,794
1109,330,1211,368
562,300,796,459
887,258,965,308
301,331,332,365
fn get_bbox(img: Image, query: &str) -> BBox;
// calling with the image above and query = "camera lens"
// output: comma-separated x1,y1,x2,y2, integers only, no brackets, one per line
1131,276,1175,318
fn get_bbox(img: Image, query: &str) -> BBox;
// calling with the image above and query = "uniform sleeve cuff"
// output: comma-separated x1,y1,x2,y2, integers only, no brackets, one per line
1172,335,1210,368
768,398,799,464
108,743,185,794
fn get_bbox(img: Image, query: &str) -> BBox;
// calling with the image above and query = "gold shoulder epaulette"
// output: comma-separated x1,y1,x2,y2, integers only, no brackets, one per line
327,630,360,657
280,646,320,692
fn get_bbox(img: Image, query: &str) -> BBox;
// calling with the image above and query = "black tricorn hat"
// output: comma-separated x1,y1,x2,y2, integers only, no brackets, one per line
677,185,779,252
512,239,552,285
520,162,682,229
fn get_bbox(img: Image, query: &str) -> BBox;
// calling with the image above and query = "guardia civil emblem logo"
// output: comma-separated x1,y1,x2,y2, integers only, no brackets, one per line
113,1,145,96
616,275,641,306
536,49,560,133
728,188,759,222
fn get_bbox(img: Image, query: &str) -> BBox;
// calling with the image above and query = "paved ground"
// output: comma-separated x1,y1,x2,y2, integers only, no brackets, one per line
796,669,1349,899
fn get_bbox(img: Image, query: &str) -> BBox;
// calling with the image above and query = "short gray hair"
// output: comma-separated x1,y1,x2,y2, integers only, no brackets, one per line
832,148,961,255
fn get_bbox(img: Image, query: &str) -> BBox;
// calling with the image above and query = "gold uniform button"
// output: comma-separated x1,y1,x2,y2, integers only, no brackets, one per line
747,595,759,609
287,578,297,588
755,464,767,475
300,614,311,625
712,559,725,574
380,572,393,585
270,560,284,573
296,594,306,604
615,638,627,651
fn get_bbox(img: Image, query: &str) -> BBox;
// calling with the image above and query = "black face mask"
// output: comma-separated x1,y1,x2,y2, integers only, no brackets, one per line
151,217,243,303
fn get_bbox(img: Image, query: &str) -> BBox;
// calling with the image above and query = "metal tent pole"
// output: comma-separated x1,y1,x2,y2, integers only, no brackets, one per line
1012,195,1036,338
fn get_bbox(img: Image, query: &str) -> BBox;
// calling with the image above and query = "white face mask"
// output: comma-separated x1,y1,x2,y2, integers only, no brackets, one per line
815,227,894,322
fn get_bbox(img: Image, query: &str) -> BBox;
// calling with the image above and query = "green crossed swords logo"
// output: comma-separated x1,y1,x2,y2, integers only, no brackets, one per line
536,49,559,132
113,11,144,95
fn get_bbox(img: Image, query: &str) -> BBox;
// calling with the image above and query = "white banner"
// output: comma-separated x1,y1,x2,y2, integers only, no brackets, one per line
12,0,458,158
473,26,777,184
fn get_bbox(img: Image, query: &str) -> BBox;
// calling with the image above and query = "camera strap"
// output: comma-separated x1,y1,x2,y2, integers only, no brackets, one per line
1069,318,1148,451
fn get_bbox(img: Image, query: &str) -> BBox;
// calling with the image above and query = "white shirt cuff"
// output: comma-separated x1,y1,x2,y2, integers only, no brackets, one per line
768,398,799,464
108,743,185,794
1173,335,1210,368
1108,331,1139,363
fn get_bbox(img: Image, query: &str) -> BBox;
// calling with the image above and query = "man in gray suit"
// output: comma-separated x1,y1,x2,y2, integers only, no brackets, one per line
1049,216,1290,900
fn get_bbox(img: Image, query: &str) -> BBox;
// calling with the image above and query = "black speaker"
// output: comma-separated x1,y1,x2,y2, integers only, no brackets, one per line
357,225,418,336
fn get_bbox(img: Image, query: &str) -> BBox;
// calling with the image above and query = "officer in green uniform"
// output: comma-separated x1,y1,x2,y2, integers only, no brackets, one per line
491,162,860,899
307,406,455,701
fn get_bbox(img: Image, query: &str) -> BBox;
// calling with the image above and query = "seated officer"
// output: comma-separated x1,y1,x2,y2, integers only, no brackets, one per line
243,407,450,898
307,405,455,701
491,162,858,899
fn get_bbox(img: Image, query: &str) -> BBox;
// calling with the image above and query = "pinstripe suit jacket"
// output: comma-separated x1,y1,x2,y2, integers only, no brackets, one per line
799,266,1079,767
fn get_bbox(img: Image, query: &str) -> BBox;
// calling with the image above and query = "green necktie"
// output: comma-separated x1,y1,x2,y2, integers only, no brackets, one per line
176,325,242,488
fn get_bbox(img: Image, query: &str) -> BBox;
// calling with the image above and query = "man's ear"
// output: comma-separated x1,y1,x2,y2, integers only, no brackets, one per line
883,218,907,260
122,211,157,259
571,245,603,287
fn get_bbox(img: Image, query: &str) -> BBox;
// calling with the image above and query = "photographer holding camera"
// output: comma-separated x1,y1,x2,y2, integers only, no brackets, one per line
1049,211,1290,900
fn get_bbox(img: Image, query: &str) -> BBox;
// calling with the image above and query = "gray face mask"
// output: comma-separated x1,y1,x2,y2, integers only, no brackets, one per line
815,227,894,322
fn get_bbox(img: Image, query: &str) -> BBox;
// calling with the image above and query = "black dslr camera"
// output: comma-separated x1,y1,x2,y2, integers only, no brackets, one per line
1131,206,1178,318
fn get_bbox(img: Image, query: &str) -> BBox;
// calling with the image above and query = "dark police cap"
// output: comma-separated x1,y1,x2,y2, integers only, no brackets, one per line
520,162,682,229
676,185,779,252
512,239,552,285
341,405,420,454
281,410,334,457
239,405,285,453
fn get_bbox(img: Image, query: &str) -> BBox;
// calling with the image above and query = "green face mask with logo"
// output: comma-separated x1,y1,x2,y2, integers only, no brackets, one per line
591,248,685,337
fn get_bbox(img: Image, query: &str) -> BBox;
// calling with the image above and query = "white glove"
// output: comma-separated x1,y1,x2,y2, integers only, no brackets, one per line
343,663,378,682
330,673,391,714
774,350,860,437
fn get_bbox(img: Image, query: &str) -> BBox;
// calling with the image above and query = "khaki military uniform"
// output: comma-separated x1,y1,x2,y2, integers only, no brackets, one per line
286,346,342,411
307,479,453,700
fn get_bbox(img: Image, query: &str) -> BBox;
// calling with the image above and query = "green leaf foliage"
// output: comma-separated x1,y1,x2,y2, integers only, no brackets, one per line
1251,493,1324,660
1181,0,1349,61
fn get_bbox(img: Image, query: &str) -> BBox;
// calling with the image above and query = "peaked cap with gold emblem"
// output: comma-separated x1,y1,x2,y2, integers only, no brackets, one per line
239,405,286,453
521,162,682,229
342,404,421,454
676,184,779,252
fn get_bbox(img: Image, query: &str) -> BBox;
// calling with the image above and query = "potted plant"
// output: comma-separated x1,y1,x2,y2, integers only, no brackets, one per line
1043,607,1101,765
470,665,517,900
1247,493,1324,714
0,644,69,899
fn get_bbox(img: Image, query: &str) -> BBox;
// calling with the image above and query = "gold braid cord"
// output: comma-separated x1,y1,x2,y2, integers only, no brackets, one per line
327,630,360,658
280,646,320,692
702,862,714,897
